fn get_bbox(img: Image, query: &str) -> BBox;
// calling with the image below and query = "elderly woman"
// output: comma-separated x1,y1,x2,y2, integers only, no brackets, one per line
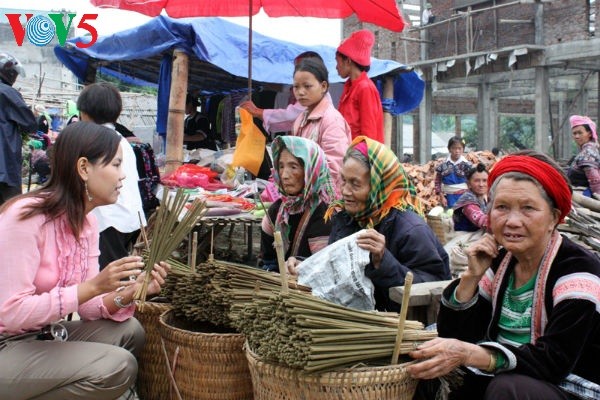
260,136,336,273
452,162,489,232
319,136,450,311
568,115,600,198
408,151,600,400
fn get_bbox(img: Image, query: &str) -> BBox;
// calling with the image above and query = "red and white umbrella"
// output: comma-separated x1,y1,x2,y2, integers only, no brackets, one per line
90,0,406,32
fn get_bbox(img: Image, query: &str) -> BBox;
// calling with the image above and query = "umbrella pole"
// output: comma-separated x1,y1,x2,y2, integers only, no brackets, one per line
247,0,253,95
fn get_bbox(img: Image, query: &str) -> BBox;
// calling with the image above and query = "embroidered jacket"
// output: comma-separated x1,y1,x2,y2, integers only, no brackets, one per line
438,235,600,386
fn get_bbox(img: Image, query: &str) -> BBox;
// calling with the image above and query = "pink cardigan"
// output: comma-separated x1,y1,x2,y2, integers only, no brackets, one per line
0,198,133,335
292,95,351,186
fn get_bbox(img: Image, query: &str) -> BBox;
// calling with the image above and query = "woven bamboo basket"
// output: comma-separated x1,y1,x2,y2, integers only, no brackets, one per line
135,300,173,400
427,214,451,245
158,309,253,400
245,346,418,400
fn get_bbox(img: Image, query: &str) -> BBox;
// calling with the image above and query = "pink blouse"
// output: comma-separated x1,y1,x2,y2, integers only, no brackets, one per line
0,198,133,335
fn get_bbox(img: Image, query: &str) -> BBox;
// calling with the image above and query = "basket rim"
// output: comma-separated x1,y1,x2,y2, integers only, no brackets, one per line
159,309,244,338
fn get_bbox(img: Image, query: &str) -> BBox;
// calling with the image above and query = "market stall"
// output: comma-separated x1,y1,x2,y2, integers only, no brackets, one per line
54,16,425,172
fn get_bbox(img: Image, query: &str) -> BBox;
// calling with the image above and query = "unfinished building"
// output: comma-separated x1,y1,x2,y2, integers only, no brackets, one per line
344,0,599,163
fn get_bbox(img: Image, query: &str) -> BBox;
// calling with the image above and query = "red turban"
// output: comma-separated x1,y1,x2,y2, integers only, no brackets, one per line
488,155,572,222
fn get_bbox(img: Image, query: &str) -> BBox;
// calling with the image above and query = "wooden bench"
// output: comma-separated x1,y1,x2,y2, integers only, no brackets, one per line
389,280,453,326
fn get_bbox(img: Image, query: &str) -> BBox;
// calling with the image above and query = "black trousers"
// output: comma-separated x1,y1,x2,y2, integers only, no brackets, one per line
447,370,575,400
98,227,140,270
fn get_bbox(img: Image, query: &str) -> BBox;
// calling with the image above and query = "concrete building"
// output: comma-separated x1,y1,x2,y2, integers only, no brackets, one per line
344,0,599,163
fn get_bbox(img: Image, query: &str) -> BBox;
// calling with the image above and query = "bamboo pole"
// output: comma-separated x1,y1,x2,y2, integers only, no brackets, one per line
165,49,189,176
391,272,413,364
273,231,289,294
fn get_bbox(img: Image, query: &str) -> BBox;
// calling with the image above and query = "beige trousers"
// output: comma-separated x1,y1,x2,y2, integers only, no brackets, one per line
0,318,144,400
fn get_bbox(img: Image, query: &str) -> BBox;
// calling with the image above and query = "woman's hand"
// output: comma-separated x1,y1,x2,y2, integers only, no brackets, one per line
357,229,386,269
407,338,470,379
286,257,301,276
465,233,499,279
239,100,263,119
139,261,171,297
94,256,144,294
79,256,144,304
440,195,448,208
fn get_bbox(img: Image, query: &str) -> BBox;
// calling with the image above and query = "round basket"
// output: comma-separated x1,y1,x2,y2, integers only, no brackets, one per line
245,346,418,400
135,301,173,400
158,309,253,400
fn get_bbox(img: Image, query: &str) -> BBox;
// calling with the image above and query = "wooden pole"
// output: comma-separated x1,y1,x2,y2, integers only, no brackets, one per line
165,49,189,175
391,272,413,364
383,75,394,149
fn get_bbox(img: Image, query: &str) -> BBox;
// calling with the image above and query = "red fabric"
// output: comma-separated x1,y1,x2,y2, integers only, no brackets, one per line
337,29,374,66
90,0,406,32
488,155,572,222
338,71,384,143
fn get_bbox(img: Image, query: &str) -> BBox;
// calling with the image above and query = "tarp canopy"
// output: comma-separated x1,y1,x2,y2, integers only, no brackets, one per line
54,16,423,116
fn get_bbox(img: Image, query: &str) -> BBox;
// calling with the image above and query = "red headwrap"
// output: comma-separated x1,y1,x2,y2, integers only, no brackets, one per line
488,155,572,222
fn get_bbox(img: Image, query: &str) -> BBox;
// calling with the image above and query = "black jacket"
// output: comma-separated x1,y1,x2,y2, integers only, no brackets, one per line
329,208,450,311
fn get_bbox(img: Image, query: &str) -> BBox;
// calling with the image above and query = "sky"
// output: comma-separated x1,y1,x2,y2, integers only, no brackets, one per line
0,0,342,47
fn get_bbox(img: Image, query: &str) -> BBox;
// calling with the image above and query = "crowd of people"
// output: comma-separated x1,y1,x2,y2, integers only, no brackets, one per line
1,23,599,399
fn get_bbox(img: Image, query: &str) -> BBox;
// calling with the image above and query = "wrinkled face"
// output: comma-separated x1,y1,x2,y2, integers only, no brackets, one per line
448,142,464,161
340,157,370,215
278,149,305,196
468,171,488,196
335,54,351,79
86,146,125,207
293,71,327,112
489,178,559,258
571,125,593,147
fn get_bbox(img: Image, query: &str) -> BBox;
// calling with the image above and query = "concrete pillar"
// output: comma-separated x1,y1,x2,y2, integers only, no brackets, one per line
383,76,394,148
534,66,550,152
396,114,404,160
418,80,433,163
165,49,189,175
489,97,498,150
477,81,491,151
413,113,420,162
557,94,572,161
455,116,462,137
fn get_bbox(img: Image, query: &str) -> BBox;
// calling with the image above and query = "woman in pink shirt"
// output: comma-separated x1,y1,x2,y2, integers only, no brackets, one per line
291,57,352,186
0,122,170,399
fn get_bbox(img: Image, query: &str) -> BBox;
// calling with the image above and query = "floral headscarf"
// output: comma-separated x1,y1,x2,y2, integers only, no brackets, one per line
326,136,424,228
270,136,336,253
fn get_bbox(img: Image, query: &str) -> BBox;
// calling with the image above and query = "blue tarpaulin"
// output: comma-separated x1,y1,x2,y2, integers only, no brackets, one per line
54,16,423,128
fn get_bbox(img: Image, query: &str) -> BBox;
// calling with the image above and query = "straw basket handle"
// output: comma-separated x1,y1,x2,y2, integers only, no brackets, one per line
391,271,413,364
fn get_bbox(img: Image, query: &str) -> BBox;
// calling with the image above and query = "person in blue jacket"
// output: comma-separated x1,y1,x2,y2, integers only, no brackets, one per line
323,136,451,311
0,53,37,204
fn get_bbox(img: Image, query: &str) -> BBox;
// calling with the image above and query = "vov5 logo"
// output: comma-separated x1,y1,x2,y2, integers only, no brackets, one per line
6,13,98,48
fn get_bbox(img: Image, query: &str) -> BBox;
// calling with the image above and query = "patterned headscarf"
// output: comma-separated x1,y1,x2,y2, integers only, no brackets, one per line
326,136,424,228
270,136,336,252
569,115,597,142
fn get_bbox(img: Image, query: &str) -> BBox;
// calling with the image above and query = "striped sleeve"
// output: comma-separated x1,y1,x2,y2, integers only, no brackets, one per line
553,272,600,312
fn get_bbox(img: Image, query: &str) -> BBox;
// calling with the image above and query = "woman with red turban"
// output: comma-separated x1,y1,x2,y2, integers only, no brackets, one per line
408,150,600,400
568,115,599,198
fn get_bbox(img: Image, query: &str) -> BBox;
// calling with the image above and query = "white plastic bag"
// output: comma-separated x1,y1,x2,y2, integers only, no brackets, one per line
297,230,375,310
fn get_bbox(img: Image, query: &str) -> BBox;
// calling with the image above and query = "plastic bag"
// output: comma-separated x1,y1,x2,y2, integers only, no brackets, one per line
161,164,224,189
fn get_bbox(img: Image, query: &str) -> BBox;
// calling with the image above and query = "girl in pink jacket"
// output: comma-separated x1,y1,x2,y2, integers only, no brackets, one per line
292,58,352,187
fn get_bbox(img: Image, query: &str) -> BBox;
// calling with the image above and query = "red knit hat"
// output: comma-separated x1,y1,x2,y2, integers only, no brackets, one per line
337,29,374,67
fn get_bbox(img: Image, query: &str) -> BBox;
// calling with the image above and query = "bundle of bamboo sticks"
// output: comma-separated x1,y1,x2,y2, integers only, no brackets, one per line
166,259,310,328
236,290,437,372
134,188,206,305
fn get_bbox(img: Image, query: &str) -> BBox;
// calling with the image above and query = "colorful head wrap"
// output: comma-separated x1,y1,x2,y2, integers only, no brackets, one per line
488,154,572,222
326,136,424,228
569,115,597,142
270,136,336,252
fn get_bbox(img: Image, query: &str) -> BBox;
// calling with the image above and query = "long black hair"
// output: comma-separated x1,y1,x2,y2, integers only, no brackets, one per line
2,122,121,237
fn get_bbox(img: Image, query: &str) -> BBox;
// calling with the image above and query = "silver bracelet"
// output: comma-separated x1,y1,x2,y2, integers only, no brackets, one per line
114,295,133,309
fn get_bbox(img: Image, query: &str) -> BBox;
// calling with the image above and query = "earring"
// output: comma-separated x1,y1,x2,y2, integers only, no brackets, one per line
84,182,93,202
